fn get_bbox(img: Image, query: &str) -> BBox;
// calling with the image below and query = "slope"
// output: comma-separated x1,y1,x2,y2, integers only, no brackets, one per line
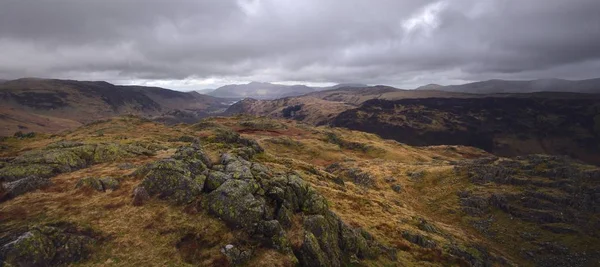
1,116,598,266
0,78,229,136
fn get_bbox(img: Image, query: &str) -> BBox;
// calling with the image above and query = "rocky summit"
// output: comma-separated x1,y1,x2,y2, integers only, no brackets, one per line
0,115,599,266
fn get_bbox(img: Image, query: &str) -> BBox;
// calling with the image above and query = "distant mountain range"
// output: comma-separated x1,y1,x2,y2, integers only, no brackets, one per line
417,78,600,94
206,82,368,99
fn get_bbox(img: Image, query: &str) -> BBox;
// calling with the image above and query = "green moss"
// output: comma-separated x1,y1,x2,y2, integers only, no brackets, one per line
76,177,104,191
0,164,56,182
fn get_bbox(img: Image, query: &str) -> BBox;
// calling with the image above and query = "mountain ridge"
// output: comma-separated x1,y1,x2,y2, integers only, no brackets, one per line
418,78,600,94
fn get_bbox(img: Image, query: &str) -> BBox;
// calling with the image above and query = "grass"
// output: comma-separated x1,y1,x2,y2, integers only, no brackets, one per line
1,115,597,266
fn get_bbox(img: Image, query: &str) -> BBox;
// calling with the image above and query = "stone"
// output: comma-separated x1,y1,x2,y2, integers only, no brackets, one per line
132,186,150,206
205,170,231,192
75,177,105,192
220,244,252,265
99,177,120,191
0,230,56,266
140,159,204,204
401,231,437,248
0,225,95,267
391,184,402,193
1,175,50,201
206,179,266,229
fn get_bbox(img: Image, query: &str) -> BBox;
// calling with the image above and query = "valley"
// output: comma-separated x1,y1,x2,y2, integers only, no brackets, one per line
0,78,599,266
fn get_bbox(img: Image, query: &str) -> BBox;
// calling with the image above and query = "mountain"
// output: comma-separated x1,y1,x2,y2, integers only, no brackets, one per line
223,96,355,125
415,83,443,90
224,85,600,165
223,85,476,124
1,115,598,266
420,78,600,94
208,81,315,99
194,88,215,94
0,78,229,135
332,94,600,165
321,83,369,90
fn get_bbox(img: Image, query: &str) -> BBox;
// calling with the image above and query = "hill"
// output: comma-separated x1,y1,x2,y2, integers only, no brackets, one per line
222,85,475,124
195,89,216,95
208,82,370,99
332,95,600,165
419,78,600,94
208,82,315,99
0,115,598,266
0,78,229,136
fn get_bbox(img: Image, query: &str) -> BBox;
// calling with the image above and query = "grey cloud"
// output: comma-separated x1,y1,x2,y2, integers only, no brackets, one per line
0,0,599,89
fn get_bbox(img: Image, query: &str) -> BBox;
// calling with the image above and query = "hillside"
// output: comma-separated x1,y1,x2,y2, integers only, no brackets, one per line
222,85,476,124
332,96,600,165
0,78,229,136
223,96,355,125
420,78,600,94
1,115,598,266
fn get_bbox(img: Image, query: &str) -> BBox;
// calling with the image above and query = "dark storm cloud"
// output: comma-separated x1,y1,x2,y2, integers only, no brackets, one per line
1,0,599,88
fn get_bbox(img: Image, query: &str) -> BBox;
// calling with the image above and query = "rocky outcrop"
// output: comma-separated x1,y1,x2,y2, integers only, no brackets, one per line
456,155,600,266
0,175,50,201
0,223,97,266
135,139,392,266
0,142,154,201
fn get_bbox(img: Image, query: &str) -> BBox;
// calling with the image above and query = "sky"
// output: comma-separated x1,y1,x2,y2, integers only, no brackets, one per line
1,0,599,90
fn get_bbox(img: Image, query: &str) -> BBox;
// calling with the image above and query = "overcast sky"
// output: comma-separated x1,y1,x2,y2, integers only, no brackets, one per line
1,0,599,90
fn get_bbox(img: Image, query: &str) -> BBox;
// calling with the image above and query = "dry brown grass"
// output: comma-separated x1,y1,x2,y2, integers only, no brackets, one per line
1,116,517,266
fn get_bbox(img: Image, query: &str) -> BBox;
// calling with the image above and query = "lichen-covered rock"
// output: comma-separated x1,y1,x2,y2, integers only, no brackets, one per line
220,244,253,266
0,229,56,266
0,164,57,182
76,177,105,191
402,230,437,248
1,175,50,201
256,220,292,253
0,225,96,267
302,188,328,215
99,177,120,191
206,179,265,228
0,143,153,184
45,141,84,149
205,170,231,192
133,143,388,266
131,186,150,206
225,161,254,180
140,159,204,204
297,232,330,267
172,144,212,169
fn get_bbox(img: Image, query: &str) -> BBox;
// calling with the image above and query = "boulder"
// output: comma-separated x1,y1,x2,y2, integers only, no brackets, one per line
0,225,95,266
0,230,56,266
205,170,231,192
220,244,252,266
75,177,104,191
140,159,204,204
1,176,51,201
131,186,150,206
225,160,253,180
0,164,57,183
401,231,437,248
99,177,120,191
206,179,266,228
